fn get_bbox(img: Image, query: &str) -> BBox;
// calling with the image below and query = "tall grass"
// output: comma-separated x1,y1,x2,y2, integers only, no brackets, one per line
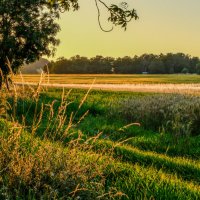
0,73,117,199
1,65,200,199
4,83,144,199
113,94,200,137
0,119,116,199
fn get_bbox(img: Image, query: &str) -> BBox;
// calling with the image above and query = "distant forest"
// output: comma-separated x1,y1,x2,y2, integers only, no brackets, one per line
46,53,200,74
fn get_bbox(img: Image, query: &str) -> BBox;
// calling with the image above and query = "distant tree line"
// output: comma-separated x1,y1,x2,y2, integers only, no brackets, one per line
47,53,200,74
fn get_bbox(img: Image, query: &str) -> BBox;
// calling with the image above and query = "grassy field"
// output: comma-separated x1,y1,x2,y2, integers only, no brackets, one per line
1,78,200,199
14,74,200,84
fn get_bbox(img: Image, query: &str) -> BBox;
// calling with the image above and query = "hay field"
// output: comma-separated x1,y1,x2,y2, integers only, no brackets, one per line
14,74,200,84
14,74,200,94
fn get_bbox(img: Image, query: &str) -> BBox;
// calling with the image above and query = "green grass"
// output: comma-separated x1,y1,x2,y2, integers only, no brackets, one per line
13,88,200,159
1,87,200,199
1,119,200,200
95,139,200,184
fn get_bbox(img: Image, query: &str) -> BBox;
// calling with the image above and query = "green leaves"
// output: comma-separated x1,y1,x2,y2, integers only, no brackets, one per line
95,0,138,31
108,4,138,30
48,0,79,12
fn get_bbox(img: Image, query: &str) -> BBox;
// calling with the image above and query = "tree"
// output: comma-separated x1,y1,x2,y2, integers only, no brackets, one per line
138,54,156,73
0,0,138,89
114,56,135,74
149,60,165,74
197,63,200,75
189,57,199,73
181,68,189,74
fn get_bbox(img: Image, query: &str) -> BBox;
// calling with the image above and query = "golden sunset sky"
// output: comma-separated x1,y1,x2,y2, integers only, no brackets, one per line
54,0,200,59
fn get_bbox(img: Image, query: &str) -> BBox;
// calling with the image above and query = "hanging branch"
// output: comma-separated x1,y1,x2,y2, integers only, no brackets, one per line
95,0,139,31
49,0,138,31
94,0,113,32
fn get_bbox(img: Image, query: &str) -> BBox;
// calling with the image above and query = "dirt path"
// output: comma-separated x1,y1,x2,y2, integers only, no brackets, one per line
14,82,200,94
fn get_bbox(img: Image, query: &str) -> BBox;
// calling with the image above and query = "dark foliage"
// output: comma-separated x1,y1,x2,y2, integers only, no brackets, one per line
47,53,200,74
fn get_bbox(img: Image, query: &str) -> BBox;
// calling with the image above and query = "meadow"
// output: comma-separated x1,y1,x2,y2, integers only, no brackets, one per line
14,74,200,84
1,74,200,199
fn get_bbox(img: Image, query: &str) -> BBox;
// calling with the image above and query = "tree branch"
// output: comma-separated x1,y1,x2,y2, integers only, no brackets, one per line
94,0,113,32
95,0,139,31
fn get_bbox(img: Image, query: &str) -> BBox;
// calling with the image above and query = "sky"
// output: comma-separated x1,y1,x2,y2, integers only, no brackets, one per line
53,0,200,60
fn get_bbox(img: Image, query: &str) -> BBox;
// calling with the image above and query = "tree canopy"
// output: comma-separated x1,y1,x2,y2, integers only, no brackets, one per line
0,0,138,89
46,53,200,74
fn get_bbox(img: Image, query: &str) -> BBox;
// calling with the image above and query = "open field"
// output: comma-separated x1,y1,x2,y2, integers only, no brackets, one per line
14,74,200,84
1,83,200,199
16,82,200,94
14,74,200,94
